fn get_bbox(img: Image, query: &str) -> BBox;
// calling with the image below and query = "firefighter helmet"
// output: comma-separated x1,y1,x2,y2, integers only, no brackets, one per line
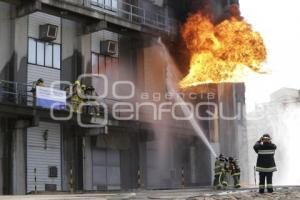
261,134,271,143
74,80,80,85
218,154,227,162
37,78,44,83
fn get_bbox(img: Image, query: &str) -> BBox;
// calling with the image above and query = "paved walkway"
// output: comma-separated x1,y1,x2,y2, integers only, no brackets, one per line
0,187,299,200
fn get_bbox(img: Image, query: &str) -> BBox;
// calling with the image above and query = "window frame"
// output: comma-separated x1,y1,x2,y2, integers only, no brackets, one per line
91,0,117,12
91,52,119,75
27,37,62,70
45,42,53,67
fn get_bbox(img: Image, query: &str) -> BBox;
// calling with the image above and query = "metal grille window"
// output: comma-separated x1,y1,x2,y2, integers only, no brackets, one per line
91,0,118,11
28,38,61,69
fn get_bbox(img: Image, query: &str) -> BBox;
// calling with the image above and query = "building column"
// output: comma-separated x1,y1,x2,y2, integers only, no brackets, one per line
12,120,26,195
0,123,4,195
82,136,93,191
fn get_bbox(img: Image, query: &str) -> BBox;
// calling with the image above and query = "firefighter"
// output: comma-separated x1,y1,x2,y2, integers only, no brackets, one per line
81,84,87,114
36,78,45,87
254,134,277,194
32,78,45,92
31,78,45,105
228,157,241,188
71,80,83,113
213,154,228,189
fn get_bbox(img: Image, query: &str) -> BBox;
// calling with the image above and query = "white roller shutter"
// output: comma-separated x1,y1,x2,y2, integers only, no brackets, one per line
27,122,62,193
27,64,61,87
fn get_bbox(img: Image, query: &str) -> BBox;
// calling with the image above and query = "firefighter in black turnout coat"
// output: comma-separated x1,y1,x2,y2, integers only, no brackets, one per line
254,134,277,193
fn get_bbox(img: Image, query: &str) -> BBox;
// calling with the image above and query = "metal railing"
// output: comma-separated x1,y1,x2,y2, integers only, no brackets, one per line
90,0,178,34
0,80,33,106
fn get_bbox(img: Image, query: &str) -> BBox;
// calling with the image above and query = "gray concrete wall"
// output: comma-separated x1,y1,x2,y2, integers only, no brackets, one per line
82,136,93,191
62,125,72,191
62,18,80,82
14,15,28,83
12,120,26,195
218,83,239,157
0,120,3,194
119,36,137,83
80,33,91,78
119,132,139,190
233,83,249,183
0,2,14,80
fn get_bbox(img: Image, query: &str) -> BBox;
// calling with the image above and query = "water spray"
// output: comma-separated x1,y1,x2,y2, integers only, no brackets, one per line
157,38,217,158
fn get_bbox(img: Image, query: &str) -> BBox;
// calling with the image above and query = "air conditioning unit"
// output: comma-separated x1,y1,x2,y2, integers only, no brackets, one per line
39,24,58,42
100,40,118,56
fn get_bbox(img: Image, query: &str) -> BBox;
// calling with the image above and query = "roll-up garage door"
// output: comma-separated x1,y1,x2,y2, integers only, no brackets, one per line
27,122,61,193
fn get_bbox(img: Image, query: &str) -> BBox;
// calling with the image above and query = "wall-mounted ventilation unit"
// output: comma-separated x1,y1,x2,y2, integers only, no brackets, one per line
100,40,118,56
39,24,58,42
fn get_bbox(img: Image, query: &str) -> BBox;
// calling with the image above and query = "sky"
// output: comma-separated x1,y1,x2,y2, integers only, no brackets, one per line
239,0,300,111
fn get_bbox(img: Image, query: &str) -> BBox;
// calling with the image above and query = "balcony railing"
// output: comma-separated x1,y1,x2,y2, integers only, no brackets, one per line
0,80,121,119
90,0,178,34
0,80,33,106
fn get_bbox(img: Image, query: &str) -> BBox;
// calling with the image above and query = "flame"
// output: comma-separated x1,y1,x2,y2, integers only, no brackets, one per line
179,12,267,88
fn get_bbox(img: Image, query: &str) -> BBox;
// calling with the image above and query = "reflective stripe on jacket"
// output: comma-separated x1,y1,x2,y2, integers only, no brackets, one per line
254,141,277,172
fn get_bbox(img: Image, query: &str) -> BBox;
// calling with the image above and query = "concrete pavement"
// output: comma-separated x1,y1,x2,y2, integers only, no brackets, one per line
0,187,299,200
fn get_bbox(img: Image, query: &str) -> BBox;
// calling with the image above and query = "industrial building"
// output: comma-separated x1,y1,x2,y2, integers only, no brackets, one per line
0,0,245,195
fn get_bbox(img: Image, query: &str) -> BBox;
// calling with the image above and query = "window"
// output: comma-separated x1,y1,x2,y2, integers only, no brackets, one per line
91,0,118,12
37,41,45,66
105,0,112,9
45,43,53,67
112,0,118,11
53,44,61,69
91,52,118,76
28,38,61,69
28,38,36,64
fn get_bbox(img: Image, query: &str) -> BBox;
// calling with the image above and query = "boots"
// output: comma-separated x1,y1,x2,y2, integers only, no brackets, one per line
267,188,274,193
259,189,265,194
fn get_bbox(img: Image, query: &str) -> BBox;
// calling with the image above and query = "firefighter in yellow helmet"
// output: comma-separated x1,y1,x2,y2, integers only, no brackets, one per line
228,157,241,188
72,80,82,113
31,78,45,105
213,154,228,189
81,84,87,114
